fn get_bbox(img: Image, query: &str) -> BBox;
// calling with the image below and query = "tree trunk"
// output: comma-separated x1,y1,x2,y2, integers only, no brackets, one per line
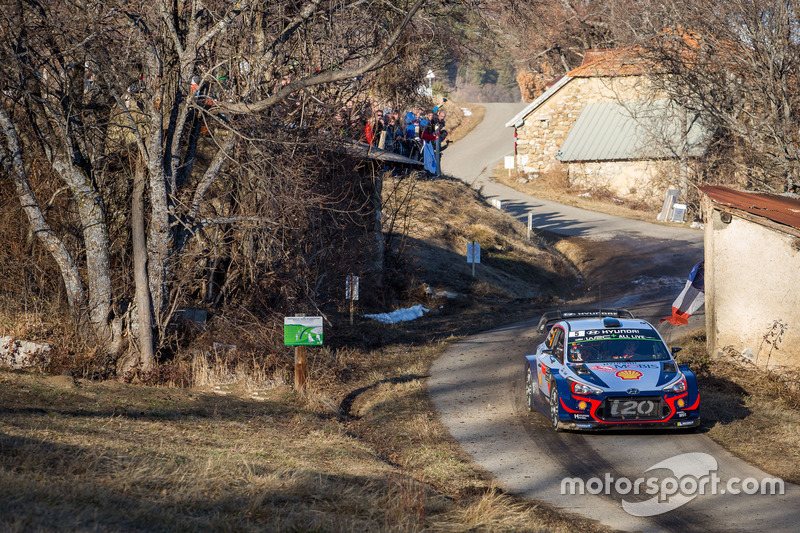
0,108,86,315
133,158,155,372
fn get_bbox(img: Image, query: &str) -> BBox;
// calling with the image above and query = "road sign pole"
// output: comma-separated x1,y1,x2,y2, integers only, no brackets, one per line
527,212,532,240
295,345,307,393
349,287,354,326
285,314,322,394
471,241,476,277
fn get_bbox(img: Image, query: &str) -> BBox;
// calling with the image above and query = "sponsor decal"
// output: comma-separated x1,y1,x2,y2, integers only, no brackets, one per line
590,365,616,373
615,369,643,380
576,328,660,341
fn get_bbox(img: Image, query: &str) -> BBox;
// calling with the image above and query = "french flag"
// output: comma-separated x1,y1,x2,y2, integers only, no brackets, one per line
662,261,705,325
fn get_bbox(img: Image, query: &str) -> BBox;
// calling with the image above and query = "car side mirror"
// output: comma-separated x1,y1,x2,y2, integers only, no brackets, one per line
671,346,683,354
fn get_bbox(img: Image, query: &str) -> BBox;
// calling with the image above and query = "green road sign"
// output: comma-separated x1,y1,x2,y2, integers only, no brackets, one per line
284,316,323,346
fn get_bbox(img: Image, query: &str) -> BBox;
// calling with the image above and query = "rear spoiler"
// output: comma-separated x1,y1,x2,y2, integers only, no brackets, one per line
535,309,635,334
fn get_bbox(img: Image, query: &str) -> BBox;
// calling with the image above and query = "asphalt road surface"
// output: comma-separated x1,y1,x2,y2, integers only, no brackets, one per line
432,102,800,532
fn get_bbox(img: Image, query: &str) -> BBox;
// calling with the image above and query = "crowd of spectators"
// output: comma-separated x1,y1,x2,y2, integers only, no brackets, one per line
336,99,449,162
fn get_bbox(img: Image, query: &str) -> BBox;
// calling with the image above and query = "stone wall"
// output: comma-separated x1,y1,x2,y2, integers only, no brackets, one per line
567,159,678,203
515,76,646,176
514,76,681,204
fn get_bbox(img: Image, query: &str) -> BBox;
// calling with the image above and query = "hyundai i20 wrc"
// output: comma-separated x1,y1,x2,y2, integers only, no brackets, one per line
525,309,700,431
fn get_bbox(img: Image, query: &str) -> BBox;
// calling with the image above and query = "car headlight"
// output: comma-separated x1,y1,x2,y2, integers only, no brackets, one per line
662,374,687,393
569,378,603,395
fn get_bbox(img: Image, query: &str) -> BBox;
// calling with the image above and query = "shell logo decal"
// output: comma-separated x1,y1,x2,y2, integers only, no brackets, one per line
615,369,643,380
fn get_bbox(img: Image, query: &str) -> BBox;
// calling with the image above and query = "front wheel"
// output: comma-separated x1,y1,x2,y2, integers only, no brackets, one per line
525,365,538,411
549,378,563,432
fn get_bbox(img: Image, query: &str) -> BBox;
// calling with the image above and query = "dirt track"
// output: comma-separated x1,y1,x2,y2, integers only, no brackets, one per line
432,103,800,532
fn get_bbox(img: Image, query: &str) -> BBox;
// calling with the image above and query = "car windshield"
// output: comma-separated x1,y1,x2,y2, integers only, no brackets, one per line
566,330,671,363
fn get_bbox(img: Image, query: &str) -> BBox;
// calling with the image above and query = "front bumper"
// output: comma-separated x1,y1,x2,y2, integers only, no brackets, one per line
558,390,701,430
560,416,700,431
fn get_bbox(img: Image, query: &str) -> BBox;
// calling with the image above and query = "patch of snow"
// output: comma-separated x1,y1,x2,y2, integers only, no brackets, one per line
690,221,704,229
632,275,685,290
364,304,429,324
434,290,460,299
577,192,591,198
461,108,472,116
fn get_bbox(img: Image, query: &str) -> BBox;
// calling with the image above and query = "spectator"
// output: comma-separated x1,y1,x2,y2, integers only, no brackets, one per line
433,109,448,144
419,110,432,129
383,114,397,152
419,111,436,142
371,110,385,146
362,118,373,145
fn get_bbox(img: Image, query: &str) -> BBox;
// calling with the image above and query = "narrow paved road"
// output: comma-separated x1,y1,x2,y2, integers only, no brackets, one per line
431,103,800,532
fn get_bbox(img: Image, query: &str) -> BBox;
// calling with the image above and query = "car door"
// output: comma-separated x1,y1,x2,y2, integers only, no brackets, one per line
537,325,565,398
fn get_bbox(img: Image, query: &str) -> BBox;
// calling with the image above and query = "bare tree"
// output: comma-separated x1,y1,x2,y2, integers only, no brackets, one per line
628,0,800,193
478,0,640,81
0,0,427,374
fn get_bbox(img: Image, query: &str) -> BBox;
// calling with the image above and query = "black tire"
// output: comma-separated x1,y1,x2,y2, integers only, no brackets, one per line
525,365,538,412
549,378,563,432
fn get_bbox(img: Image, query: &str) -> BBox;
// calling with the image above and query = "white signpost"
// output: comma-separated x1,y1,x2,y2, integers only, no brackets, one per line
504,155,515,177
346,275,359,325
467,241,481,277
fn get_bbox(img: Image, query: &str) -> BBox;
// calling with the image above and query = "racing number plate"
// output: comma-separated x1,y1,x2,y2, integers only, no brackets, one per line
606,397,663,420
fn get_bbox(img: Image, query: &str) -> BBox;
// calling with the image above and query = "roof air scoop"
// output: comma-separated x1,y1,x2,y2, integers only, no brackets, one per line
603,317,621,328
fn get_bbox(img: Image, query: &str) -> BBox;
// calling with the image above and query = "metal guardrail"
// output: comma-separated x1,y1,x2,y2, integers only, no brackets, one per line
535,308,635,333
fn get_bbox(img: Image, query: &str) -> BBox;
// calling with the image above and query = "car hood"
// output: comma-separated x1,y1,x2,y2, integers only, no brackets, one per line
576,362,674,391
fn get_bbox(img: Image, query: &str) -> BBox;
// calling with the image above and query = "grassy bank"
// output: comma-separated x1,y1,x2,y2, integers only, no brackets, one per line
1,175,609,532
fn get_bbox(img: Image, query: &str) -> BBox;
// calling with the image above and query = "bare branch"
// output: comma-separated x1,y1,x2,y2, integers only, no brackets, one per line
219,0,426,115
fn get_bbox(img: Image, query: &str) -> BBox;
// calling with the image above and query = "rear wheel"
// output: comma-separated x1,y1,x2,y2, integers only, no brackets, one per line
549,378,562,432
525,365,538,411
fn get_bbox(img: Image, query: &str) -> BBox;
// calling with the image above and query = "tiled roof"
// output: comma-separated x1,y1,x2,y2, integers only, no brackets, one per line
568,47,650,78
701,186,800,231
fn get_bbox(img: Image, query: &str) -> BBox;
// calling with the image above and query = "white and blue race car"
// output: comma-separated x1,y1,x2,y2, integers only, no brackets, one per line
525,309,700,431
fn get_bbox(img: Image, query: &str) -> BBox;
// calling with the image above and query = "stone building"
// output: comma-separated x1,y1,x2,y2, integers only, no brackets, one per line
701,186,800,370
506,48,710,204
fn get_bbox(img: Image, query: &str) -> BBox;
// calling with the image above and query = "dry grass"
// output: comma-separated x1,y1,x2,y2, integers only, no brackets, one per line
0,343,608,533
383,175,576,304
676,331,800,484
10,169,799,531
0,177,607,532
492,165,686,226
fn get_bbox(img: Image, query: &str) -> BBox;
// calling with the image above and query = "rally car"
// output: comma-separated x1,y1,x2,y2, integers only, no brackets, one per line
525,309,700,431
